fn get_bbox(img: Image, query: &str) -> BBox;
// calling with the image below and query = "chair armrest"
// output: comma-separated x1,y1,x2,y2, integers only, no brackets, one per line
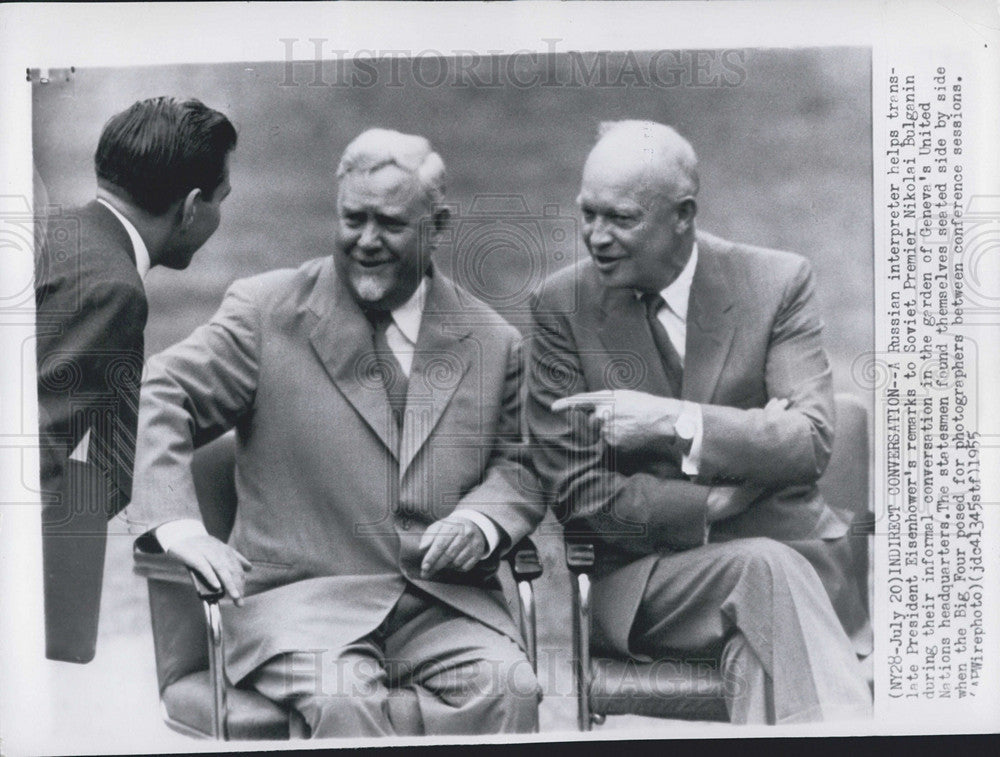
565,541,596,575
852,512,876,537
133,533,230,738
506,537,543,582
565,540,598,730
133,534,226,604
504,537,541,702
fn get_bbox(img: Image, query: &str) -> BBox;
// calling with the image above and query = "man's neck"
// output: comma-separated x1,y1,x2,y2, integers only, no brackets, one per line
647,234,696,294
95,187,169,266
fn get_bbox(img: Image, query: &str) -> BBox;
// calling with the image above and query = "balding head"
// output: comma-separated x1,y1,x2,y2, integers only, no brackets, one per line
576,121,699,292
337,128,446,207
587,120,699,202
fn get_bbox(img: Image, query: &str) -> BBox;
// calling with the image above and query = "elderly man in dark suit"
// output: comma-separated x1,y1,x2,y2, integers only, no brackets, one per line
527,120,872,723
35,97,236,663
128,129,544,737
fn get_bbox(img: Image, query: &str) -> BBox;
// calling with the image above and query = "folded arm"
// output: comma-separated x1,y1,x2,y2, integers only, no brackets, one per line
697,259,835,485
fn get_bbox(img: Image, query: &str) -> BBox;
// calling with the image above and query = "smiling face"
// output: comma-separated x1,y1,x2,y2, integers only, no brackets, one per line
577,139,696,293
334,164,434,310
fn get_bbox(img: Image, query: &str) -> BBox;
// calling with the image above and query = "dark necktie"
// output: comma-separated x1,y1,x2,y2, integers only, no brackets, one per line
365,309,408,428
641,292,684,398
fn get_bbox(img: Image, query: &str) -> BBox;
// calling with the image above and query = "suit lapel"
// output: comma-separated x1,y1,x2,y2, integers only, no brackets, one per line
596,284,674,398
399,275,473,476
682,238,736,404
306,259,400,458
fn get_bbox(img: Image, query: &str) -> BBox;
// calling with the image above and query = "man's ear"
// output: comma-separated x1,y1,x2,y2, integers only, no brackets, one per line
432,206,451,234
180,188,203,230
676,197,697,231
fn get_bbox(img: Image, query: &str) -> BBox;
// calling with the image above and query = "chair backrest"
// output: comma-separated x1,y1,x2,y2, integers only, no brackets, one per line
817,393,871,605
147,431,240,695
818,394,870,520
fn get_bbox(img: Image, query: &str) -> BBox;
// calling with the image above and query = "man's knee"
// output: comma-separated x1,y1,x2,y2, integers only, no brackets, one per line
441,649,539,705
501,655,541,705
252,651,392,737
293,690,388,736
489,654,540,731
725,537,813,579
422,648,539,733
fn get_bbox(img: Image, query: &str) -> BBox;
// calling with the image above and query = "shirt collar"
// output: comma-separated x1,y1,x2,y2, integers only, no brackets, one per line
97,198,151,279
658,241,698,321
388,276,428,345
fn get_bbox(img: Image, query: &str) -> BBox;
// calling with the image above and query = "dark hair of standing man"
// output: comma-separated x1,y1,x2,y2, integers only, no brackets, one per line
94,96,237,215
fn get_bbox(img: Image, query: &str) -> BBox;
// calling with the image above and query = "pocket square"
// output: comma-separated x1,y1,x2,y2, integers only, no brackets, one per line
68,427,91,463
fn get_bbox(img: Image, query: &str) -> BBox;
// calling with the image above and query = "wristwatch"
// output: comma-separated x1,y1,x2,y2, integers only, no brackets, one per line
673,405,697,456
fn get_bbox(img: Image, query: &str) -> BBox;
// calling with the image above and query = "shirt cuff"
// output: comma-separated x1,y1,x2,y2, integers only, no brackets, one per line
155,518,208,552
680,401,704,476
453,509,501,558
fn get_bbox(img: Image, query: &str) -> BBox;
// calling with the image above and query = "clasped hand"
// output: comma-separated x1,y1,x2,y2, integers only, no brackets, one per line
552,389,684,451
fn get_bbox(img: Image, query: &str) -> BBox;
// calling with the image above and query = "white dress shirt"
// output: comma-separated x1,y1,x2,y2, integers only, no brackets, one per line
156,276,502,559
640,242,704,476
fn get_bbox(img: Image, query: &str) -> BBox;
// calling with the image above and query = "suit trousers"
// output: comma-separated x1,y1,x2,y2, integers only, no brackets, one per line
629,537,872,724
246,585,539,737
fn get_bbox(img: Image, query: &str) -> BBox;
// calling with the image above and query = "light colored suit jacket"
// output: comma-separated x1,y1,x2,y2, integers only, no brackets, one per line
129,257,544,683
527,231,850,655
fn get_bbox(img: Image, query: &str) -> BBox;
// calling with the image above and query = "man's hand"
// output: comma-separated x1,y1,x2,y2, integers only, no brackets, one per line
552,389,685,452
165,534,252,605
419,515,487,578
705,484,766,523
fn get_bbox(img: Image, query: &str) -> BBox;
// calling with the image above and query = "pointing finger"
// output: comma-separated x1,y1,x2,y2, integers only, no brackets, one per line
551,391,613,413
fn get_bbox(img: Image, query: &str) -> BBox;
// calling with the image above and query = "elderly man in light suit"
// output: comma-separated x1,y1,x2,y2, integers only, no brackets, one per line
129,129,544,737
527,121,872,723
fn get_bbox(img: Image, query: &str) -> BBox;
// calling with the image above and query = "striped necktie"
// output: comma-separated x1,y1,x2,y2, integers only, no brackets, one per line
365,309,408,428
641,292,684,398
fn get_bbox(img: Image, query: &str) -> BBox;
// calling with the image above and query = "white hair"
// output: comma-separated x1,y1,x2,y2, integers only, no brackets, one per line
336,128,446,206
595,120,700,198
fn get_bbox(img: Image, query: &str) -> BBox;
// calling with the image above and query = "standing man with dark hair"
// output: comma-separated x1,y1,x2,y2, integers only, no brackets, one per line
35,96,237,663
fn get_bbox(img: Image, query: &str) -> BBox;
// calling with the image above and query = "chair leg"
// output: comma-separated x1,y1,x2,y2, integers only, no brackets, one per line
517,580,537,674
572,572,595,731
516,579,539,734
202,600,228,740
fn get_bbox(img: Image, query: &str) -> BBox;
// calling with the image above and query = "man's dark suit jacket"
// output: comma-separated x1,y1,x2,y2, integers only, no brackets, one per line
35,200,147,662
527,231,866,657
